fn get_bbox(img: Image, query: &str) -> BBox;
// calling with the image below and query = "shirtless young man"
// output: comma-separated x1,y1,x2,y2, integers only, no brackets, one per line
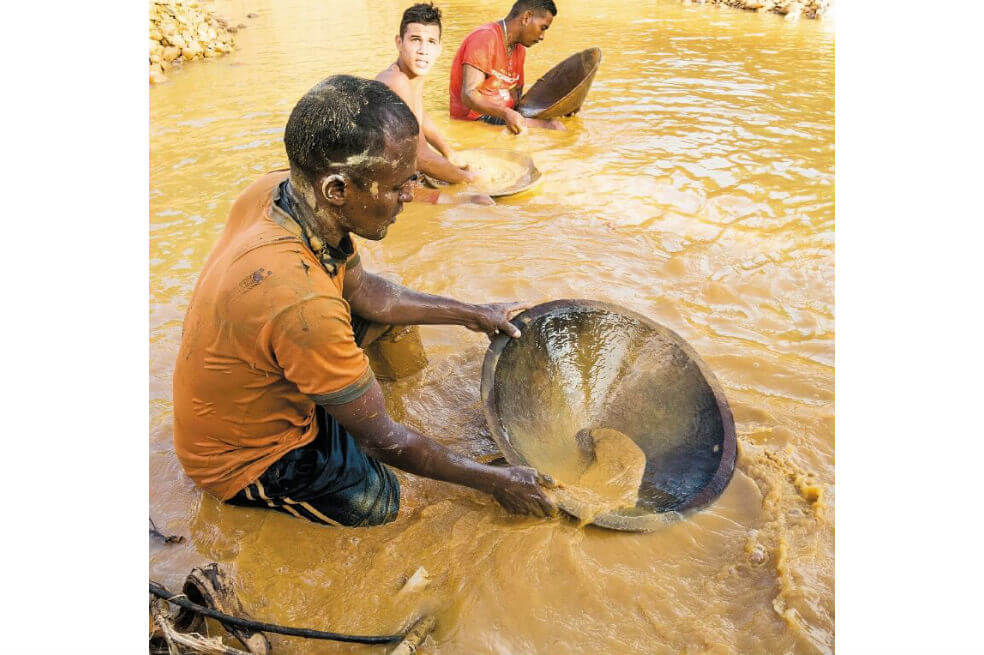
377,4,477,187
449,0,564,134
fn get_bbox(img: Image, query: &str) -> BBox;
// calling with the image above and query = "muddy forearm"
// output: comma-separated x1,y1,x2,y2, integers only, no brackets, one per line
325,384,500,494
366,421,500,493
347,271,479,327
325,383,555,518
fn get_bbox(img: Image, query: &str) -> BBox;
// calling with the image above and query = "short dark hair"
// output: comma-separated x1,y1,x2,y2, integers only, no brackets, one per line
507,0,557,19
284,75,418,187
400,3,442,37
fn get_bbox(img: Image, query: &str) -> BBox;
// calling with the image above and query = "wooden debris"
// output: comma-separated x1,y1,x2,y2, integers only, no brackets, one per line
150,518,186,544
398,567,430,596
177,564,271,655
389,615,437,655
152,598,254,655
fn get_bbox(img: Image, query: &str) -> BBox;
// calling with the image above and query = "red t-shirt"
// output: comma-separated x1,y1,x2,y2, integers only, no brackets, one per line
449,22,526,120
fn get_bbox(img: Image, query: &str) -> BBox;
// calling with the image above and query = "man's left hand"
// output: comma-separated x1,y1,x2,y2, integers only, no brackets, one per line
464,302,532,339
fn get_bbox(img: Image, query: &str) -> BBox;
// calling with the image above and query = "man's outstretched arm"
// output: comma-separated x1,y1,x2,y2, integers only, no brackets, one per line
343,261,527,338
421,110,454,161
461,64,526,134
322,381,557,517
420,110,495,204
413,108,469,184
417,134,471,184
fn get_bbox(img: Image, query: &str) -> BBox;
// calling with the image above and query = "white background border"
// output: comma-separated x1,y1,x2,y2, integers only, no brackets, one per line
2,0,983,652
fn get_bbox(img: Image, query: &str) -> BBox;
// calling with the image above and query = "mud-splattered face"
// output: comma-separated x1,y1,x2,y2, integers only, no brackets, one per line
336,135,418,240
519,11,553,48
396,23,442,77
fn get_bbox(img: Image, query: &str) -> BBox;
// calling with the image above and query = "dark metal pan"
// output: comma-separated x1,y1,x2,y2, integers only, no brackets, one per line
480,300,737,532
516,48,602,119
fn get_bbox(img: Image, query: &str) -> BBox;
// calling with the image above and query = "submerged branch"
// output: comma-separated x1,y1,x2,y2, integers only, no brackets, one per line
149,581,404,644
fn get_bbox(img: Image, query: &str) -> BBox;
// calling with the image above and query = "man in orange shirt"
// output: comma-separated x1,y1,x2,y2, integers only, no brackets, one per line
173,75,556,527
449,0,564,133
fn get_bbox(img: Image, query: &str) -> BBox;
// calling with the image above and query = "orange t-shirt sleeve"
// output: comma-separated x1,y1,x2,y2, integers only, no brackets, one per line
461,29,497,75
269,296,374,405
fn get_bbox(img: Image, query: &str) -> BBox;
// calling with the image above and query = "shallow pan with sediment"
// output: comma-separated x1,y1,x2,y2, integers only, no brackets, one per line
422,148,541,198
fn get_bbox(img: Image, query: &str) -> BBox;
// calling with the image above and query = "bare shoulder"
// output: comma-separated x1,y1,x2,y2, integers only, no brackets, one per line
376,66,412,96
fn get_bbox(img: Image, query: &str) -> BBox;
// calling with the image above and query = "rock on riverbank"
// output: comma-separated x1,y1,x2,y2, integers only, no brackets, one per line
685,0,830,20
149,0,241,84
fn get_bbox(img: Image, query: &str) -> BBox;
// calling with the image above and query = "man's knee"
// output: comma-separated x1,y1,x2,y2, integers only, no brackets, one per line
354,502,399,527
341,467,400,527
358,321,393,348
364,324,428,380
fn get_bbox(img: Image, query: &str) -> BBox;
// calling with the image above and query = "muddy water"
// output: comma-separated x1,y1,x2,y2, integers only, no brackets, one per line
150,1,834,653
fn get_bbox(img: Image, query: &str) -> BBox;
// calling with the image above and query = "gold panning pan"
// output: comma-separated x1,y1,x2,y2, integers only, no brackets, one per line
516,48,602,119
481,300,737,532
422,148,541,197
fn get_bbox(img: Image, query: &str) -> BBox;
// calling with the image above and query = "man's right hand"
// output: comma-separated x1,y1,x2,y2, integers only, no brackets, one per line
487,466,558,518
504,108,527,135
463,193,495,206
445,192,494,206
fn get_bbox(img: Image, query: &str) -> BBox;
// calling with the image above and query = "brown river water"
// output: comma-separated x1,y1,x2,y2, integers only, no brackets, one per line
149,1,834,652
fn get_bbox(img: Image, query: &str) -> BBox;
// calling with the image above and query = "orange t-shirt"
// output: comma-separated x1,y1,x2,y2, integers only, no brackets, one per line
449,22,526,120
172,171,374,500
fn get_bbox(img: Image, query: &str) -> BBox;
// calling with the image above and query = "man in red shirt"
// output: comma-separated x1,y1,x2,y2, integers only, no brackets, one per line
449,0,564,134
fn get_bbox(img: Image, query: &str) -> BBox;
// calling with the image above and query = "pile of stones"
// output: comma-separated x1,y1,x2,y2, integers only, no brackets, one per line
149,0,243,84
686,0,830,20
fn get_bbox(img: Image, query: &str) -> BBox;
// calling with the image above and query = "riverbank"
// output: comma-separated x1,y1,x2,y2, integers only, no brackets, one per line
149,0,242,84
148,0,830,86
686,0,830,20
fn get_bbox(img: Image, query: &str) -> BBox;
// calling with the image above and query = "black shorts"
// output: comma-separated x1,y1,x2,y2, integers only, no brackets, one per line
478,114,507,126
226,406,399,527
225,314,399,527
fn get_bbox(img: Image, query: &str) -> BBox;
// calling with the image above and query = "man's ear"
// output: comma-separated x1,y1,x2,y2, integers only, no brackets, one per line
317,173,347,207
522,9,533,25
395,34,402,49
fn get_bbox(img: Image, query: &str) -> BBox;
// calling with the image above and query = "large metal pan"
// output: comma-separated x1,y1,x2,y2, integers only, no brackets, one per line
481,300,737,532
516,48,602,119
